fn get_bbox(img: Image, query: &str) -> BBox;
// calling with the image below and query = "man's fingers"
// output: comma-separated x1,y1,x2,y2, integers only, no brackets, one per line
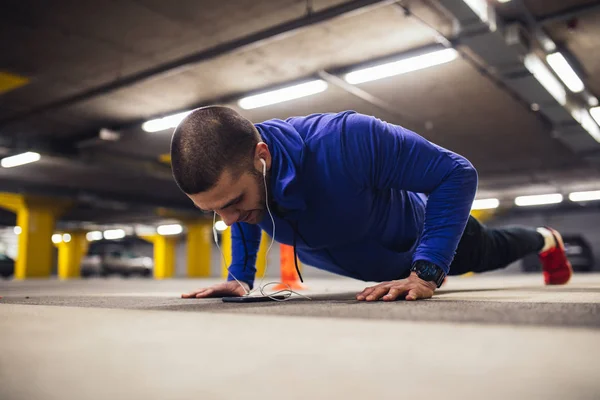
405,288,419,301
356,285,379,300
405,287,433,301
357,286,375,298
196,289,213,298
366,286,391,301
182,289,206,298
382,288,404,301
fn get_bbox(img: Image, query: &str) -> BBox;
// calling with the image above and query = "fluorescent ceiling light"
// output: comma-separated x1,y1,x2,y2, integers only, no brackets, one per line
591,107,600,126
1,152,41,168
472,198,500,210
142,110,192,133
571,108,600,143
62,233,71,243
344,48,458,84
546,52,584,93
497,0,511,3
86,231,103,241
103,229,126,240
588,96,599,107
214,221,228,232
524,54,567,106
13,226,21,235
238,80,328,110
569,190,600,202
515,193,563,207
52,234,63,244
157,224,183,236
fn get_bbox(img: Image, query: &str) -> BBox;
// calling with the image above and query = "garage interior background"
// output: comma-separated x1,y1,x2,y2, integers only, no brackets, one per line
1,0,600,278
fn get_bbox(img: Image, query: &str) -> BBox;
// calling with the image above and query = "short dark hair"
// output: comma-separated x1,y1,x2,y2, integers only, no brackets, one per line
170,106,261,194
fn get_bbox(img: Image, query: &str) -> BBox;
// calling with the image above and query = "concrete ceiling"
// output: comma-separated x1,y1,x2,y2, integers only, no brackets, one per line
0,0,599,225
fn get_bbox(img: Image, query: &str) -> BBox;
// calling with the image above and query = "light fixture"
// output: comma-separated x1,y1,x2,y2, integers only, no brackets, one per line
52,234,63,244
546,52,584,93
471,198,500,210
524,54,567,106
238,80,328,110
588,96,599,107
157,224,183,236
13,226,21,235
344,48,458,85
515,193,563,207
142,110,192,133
86,231,103,241
571,108,600,143
1,152,41,168
62,233,72,243
214,221,228,232
591,107,600,126
497,0,511,3
569,190,600,202
103,229,126,240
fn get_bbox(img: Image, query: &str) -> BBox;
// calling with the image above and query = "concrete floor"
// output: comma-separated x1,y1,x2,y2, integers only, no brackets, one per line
1,274,600,400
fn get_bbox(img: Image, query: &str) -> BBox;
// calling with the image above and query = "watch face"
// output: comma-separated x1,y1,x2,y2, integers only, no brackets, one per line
421,264,437,280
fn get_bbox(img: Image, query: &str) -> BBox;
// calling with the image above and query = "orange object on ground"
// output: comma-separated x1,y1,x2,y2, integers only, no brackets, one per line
274,244,306,290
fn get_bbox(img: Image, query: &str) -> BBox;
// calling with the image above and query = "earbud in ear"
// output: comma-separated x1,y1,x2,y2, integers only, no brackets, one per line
260,159,266,176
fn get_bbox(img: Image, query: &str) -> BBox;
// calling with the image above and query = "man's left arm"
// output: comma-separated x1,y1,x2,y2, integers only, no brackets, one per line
340,113,478,300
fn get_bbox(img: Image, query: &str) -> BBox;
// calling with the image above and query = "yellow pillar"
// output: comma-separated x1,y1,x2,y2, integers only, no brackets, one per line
220,226,232,279
56,232,88,279
470,208,496,222
0,193,70,279
185,220,212,277
256,231,270,278
149,235,177,279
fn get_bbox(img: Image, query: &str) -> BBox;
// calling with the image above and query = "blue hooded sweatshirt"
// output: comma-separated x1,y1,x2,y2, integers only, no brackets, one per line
227,111,478,289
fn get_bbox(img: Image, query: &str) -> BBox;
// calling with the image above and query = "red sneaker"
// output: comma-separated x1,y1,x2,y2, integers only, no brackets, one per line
538,227,573,285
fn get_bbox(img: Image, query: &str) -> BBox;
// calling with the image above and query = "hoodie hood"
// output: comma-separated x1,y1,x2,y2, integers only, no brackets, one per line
255,119,307,213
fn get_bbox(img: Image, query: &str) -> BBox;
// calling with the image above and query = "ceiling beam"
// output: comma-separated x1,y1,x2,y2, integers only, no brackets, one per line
536,2,600,25
0,0,396,131
0,178,192,211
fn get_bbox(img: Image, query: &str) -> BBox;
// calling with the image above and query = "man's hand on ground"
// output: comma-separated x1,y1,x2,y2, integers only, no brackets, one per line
356,272,437,302
182,281,249,298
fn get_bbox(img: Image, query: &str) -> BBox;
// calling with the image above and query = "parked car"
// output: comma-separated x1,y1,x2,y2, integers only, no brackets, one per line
0,253,14,278
562,234,595,272
81,249,153,278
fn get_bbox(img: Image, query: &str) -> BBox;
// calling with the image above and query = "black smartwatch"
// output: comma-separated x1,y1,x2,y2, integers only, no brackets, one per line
410,260,446,288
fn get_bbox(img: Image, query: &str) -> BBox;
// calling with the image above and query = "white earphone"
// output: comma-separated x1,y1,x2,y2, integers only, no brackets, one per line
260,158,266,176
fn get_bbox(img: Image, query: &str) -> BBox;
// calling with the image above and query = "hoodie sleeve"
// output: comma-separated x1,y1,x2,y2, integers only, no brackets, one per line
341,112,478,274
226,222,262,289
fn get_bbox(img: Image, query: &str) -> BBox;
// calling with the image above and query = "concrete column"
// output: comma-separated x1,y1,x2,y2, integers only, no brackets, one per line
0,193,70,279
220,226,232,279
256,231,270,278
56,232,88,279
471,209,496,222
152,235,177,279
185,220,212,277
